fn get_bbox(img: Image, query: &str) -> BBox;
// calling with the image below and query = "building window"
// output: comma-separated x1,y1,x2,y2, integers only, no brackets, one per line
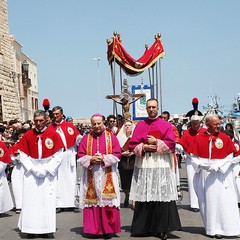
35,98,38,110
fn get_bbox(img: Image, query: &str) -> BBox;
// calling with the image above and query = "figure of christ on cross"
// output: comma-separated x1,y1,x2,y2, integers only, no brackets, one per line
106,92,145,121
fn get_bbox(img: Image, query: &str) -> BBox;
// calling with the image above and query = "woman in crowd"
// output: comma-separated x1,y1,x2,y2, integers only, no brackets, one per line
117,120,135,207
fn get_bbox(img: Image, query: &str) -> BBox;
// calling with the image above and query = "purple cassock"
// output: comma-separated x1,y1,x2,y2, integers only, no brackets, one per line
77,130,122,236
129,117,176,152
128,117,182,237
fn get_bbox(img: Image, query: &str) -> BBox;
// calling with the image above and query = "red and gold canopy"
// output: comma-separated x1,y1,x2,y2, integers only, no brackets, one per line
107,32,165,76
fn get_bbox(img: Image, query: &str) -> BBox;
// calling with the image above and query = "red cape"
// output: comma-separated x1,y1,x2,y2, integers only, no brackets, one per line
189,131,236,159
9,142,20,155
0,141,12,164
18,128,64,159
179,127,205,154
48,121,79,148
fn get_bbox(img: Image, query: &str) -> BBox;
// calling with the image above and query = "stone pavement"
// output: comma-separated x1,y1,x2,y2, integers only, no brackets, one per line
1,163,239,240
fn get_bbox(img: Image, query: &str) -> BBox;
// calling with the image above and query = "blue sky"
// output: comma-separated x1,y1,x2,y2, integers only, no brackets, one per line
7,0,240,118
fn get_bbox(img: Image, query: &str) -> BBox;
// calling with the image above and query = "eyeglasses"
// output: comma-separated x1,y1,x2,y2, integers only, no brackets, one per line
109,120,115,123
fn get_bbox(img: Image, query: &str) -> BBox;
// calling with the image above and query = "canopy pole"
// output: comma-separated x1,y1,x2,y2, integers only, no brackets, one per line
148,68,152,90
119,67,123,116
110,59,117,115
113,59,117,115
152,66,155,98
159,59,163,113
155,61,159,103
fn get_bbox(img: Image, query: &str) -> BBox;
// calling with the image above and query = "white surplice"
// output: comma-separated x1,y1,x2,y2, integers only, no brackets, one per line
185,154,199,209
0,162,13,214
55,126,77,208
192,154,240,236
130,152,178,202
11,153,24,210
18,150,63,234
56,146,77,208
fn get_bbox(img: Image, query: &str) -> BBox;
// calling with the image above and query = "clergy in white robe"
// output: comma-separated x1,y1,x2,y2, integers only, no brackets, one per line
17,110,64,236
0,140,14,214
9,141,24,211
179,115,206,211
48,106,80,209
189,115,240,238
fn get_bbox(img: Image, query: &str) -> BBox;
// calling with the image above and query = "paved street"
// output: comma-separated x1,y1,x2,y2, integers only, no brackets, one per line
1,163,239,240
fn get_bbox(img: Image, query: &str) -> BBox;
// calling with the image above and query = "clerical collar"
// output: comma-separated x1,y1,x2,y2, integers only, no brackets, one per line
35,126,47,133
54,119,64,125
148,116,159,120
92,130,104,137
206,130,218,136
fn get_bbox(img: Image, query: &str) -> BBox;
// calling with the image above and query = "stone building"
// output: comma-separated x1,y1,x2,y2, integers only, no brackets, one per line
0,0,38,122
11,38,38,122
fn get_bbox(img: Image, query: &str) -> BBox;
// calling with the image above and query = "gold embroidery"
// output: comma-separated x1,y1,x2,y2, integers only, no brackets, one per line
85,131,116,204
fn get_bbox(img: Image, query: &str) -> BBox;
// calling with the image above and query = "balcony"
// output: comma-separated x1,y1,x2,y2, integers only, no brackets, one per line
22,77,31,89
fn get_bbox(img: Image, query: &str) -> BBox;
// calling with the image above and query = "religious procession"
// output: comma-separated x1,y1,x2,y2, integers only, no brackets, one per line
1,30,240,240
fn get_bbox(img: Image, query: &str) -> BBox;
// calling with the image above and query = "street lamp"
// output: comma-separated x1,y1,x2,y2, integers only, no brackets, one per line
21,59,31,88
93,57,101,112
22,59,29,72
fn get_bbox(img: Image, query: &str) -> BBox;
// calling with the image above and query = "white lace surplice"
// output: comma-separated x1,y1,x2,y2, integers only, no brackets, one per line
129,152,178,202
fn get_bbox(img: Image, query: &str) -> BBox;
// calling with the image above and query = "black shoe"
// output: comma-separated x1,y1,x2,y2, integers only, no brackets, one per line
74,207,81,213
124,199,129,207
191,208,199,212
159,233,167,240
56,208,61,213
26,234,36,239
214,234,222,239
39,234,49,238
16,209,21,214
39,233,54,239
102,234,111,239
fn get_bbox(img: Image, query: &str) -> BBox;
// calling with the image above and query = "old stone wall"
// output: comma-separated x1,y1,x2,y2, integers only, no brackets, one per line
0,0,21,121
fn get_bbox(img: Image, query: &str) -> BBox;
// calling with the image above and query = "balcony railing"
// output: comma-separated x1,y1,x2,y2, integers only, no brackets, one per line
22,78,32,88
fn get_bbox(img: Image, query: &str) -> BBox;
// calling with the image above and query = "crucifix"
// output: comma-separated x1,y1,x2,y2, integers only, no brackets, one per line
106,79,145,121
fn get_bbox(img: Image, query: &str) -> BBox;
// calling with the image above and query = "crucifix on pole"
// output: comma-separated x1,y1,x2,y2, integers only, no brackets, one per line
106,79,145,121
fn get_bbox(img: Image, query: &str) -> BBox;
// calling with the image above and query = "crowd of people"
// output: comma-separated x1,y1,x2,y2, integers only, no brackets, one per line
1,97,240,240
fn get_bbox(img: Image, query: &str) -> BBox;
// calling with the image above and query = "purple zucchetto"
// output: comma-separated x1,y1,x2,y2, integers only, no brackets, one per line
91,113,103,118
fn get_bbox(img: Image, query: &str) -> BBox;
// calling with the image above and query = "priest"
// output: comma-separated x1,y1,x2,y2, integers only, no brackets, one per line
48,106,81,211
189,114,240,239
18,110,64,238
179,115,206,212
129,98,181,240
77,113,122,238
